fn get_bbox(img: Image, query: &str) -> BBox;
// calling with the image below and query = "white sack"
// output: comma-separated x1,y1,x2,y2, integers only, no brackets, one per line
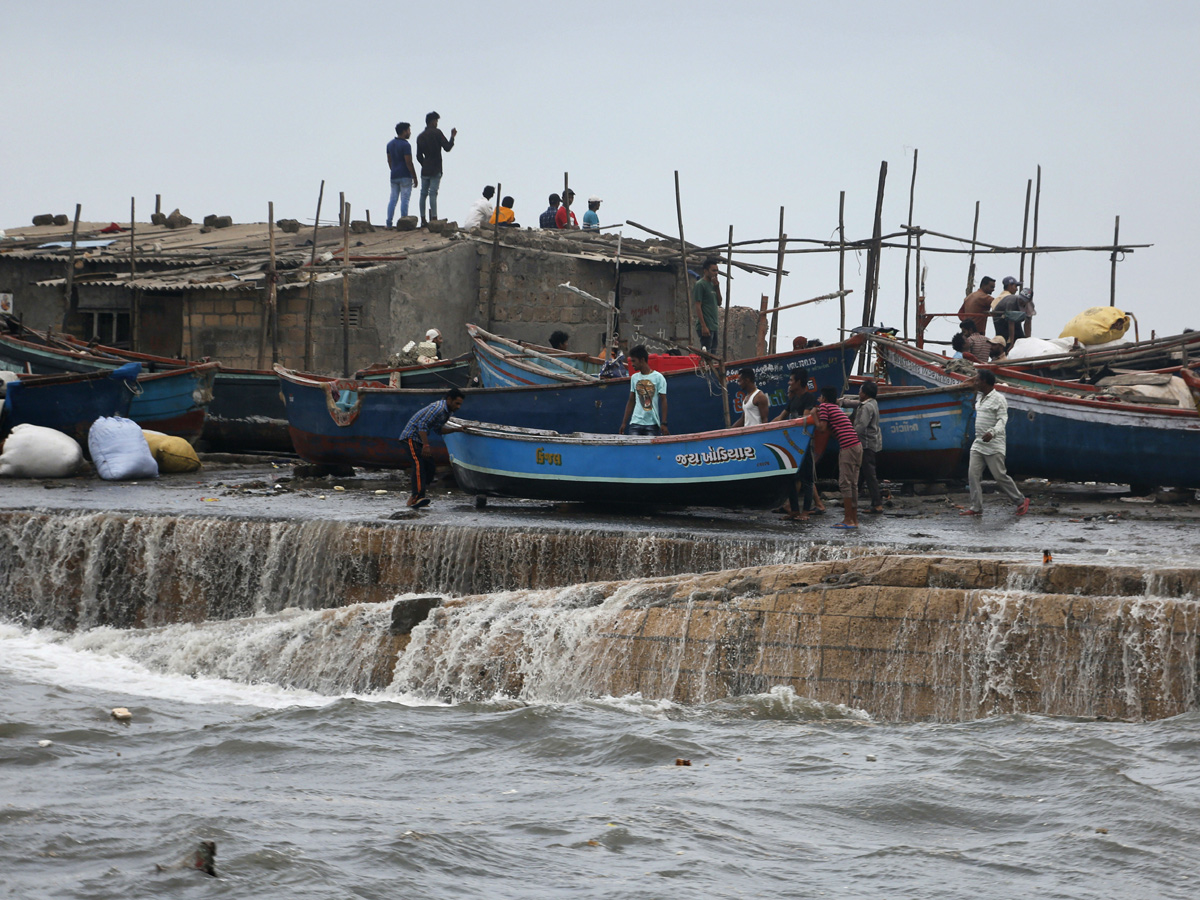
88,416,158,481
0,423,84,478
1005,337,1079,361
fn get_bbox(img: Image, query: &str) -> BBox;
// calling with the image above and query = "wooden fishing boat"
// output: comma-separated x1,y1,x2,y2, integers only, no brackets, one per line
468,324,608,386
276,334,861,470
873,384,976,480
3,363,141,444
0,332,217,442
354,354,473,389
444,418,811,507
875,339,1200,488
979,331,1200,381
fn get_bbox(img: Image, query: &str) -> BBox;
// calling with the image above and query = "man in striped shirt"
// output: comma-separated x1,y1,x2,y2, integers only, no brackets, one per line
398,388,465,508
817,386,862,530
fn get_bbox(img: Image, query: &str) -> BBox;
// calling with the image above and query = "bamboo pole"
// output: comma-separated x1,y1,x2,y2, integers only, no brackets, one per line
61,203,81,330
914,234,924,347
341,200,351,377
338,192,345,228
838,191,846,341
1029,165,1042,291
486,181,503,327
965,200,980,296
862,161,886,328
1110,215,1120,307
130,197,138,351
762,289,853,316
304,180,325,371
756,294,769,357
769,207,785,355
268,201,278,364
674,171,689,343
902,149,918,340
721,224,732,429
1019,178,1032,283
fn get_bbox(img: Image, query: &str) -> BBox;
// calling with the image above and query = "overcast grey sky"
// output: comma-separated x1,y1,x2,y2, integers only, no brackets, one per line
3,1,1196,347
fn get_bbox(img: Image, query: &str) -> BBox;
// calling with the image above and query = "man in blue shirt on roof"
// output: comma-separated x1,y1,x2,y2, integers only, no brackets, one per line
386,122,418,228
398,388,465,508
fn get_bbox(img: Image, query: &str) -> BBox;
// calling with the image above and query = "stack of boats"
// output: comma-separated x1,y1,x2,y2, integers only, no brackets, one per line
5,311,1198,505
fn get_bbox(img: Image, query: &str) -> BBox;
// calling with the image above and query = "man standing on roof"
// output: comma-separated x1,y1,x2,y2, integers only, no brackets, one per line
582,196,602,231
397,387,465,509
692,257,721,354
555,190,579,229
385,122,418,228
462,186,495,229
416,111,456,227
961,370,1030,518
992,287,1036,346
539,194,562,229
958,276,995,333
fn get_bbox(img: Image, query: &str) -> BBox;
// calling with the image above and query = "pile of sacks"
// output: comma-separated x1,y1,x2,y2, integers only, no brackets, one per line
0,418,201,479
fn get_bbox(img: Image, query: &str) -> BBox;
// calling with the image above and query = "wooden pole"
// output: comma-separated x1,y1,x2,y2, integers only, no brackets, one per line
130,197,138,351
61,203,82,331
268,201,279,364
721,225,732,429
674,171,689,343
1019,178,1032,283
1029,165,1042,292
304,180,325,371
155,194,161,217
486,181,503,327
1110,215,1120,307
965,200,980,296
863,161,887,328
838,191,846,340
756,294,769,357
902,149,918,340
338,192,345,229
563,172,571,227
914,235,924,347
341,200,351,377
769,206,785,355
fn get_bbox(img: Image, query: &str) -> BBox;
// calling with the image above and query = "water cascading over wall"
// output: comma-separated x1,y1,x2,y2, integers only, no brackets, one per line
0,509,821,629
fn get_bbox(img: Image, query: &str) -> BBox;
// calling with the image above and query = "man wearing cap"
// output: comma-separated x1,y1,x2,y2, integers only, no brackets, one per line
582,197,602,231
415,111,456,227
958,276,995,333
991,276,1021,311
424,328,443,359
539,194,561,229
992,287,1036,346
555,190,579,229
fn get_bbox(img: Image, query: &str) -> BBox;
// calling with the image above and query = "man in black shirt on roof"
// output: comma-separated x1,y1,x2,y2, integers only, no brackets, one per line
416,111,456,227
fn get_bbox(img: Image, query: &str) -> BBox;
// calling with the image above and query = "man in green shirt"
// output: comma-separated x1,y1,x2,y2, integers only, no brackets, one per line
692,257,721,354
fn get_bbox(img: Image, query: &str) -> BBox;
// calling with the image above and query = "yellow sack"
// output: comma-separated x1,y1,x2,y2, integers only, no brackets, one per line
142,430,202,473
1059,307,1131,345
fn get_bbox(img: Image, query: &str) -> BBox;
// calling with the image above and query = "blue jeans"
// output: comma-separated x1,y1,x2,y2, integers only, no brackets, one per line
420,174,442,222
626,424,661,436
387,177,413,225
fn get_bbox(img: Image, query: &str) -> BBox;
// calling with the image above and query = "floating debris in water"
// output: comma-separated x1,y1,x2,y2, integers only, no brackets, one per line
110,707,132,722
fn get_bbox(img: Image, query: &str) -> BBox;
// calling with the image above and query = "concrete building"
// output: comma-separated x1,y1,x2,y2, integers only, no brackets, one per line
0,216,764,374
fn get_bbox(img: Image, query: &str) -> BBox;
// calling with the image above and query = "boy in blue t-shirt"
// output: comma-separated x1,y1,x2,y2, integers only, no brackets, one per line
582,196,602,231
619,345,668,436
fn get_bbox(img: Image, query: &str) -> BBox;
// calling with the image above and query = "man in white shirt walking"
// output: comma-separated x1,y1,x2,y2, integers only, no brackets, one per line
961,369,1030,517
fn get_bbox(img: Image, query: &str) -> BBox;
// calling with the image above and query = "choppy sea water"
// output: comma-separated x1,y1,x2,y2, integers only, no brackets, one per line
3,623,1200,900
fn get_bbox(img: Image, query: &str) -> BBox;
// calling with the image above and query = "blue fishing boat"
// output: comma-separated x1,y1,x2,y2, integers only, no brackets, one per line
468,324,603,386
876,340,1200,488
0,332,215,443
873,384,976,480
276,334,861,470
444,418,811,507
3,363,141,444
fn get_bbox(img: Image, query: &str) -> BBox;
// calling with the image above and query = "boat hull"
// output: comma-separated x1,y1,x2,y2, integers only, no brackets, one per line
277,339,859,471
877,342,1200,487
875,385,976,480
445,419,811,508
3,367,140,444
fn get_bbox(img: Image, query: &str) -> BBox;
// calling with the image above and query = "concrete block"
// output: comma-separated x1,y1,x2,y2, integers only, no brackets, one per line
151,212,167,226
52,214,69,226
350,220,373,234
426,218,448,233
276,218,302,233
164,209,192,229
32,214,55,226
395,216,419,231
213,216,233,229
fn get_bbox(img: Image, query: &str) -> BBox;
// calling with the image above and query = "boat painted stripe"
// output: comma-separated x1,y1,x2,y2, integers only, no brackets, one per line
880,409,963,423
451,460,796,484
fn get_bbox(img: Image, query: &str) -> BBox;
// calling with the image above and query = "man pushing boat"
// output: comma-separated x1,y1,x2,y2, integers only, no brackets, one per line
399,388,466,508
